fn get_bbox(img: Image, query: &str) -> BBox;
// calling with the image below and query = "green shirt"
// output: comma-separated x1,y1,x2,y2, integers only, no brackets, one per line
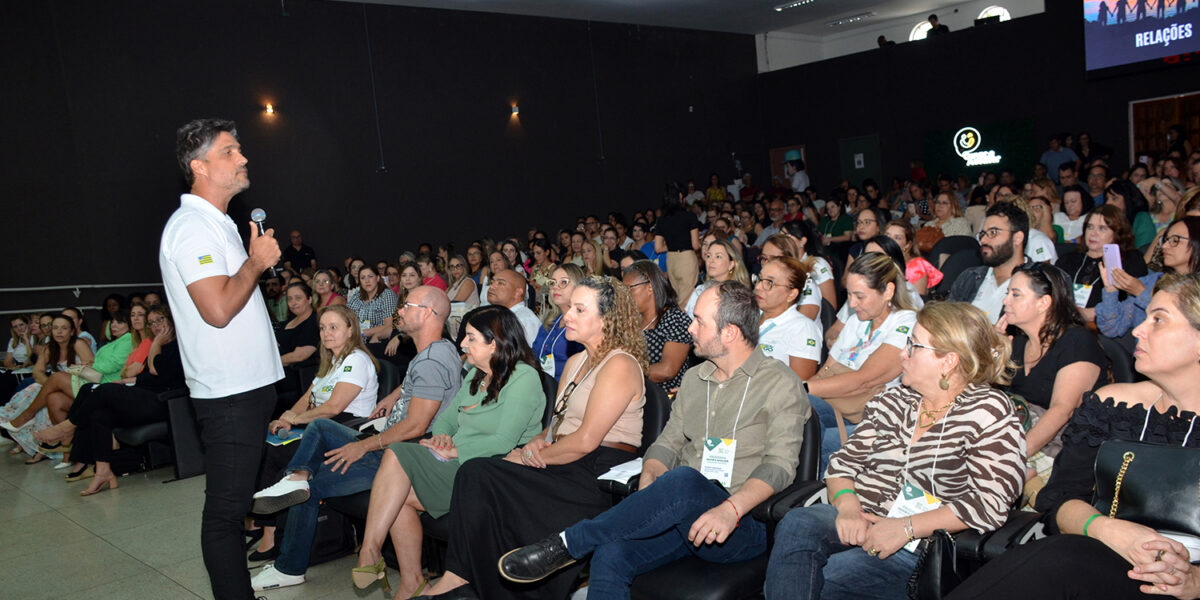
1132,211,1157,249
819,213,854,238
94,332,133,383
432,362,545,463
644,348,811,493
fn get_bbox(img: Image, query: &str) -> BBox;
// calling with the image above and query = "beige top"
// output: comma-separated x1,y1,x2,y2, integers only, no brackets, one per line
556,350,645,448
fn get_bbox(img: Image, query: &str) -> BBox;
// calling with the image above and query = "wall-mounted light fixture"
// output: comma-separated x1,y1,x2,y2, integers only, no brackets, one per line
511,105,519,116
265,103,276,116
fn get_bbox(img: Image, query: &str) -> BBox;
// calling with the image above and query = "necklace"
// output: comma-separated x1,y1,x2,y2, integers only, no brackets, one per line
918,397,955,428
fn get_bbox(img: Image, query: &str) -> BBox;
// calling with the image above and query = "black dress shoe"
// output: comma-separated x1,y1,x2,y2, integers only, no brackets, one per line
498,534,577,583
247,546,278,564
244,528,264,550
413,586,479,600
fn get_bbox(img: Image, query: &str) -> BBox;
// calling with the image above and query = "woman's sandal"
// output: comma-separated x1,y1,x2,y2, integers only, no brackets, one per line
24,453,47,465
80,476,118,496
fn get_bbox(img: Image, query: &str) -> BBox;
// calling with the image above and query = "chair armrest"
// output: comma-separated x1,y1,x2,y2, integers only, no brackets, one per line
752,480,827,522
598,473,640,497
980,511,1045,561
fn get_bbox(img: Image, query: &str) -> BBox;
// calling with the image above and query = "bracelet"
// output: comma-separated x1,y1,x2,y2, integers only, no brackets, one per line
832,489,858,501
1083,514,1102,537
722,499,740,527
377,435,385,451
904,517,915,542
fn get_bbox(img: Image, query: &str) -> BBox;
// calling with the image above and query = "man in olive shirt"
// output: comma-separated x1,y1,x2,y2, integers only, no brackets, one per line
499,281,810,595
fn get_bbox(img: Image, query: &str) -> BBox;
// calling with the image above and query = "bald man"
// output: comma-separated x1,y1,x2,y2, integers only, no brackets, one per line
486,269,540,345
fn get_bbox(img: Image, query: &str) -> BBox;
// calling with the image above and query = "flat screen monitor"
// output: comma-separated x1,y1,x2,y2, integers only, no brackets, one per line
1084,1,1200,72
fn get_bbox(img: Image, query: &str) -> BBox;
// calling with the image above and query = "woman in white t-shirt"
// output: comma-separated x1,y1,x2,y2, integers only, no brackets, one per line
250,304,380,559
756,257,822,380
5,314,35,373
826,237,924,346
807,253,919,472
762,227,836,322
684,239,751,317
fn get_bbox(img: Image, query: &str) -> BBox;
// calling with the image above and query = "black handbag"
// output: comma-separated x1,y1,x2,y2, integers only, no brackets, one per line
1092,440,1200,536
906,529,961,600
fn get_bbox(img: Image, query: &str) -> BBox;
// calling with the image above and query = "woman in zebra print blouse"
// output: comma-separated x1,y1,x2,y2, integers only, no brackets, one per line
765,302,1025,600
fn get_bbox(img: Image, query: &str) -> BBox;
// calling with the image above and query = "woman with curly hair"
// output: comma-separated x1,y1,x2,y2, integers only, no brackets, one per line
416,275,648,600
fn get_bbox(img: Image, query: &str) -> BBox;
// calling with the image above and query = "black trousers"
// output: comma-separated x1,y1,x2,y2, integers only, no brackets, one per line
948,534,1152,599
68,383,169,465
193,384,276,600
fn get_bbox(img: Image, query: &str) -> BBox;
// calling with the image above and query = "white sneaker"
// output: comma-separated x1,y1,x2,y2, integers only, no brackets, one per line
252,477,310,514
252,563,305,591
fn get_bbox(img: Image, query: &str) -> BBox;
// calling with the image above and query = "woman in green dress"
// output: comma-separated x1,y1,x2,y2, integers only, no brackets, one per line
353,304,546,598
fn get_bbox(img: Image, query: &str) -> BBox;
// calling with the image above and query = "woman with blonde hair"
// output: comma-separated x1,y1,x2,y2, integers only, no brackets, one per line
532,263,585,380
415,275,647,599
683,238,750,316
806,252,920,470
580,239,606,276
312,268,347,308
767,302,1024,600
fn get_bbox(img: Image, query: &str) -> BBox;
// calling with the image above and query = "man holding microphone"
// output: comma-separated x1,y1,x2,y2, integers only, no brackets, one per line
160,118,283,600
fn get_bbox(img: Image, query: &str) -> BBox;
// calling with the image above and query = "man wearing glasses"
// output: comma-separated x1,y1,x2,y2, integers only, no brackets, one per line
948,202,1030,324
755,199,788,246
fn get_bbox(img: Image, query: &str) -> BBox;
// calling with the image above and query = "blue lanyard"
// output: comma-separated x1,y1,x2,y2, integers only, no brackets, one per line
540,315,567,357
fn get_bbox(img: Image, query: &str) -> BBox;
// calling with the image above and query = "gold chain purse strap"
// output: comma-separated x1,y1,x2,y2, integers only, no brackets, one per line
1108,451,1135,518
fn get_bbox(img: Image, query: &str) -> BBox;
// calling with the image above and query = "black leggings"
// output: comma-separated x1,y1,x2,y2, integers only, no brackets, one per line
948,534,1153,599
69,383,169,465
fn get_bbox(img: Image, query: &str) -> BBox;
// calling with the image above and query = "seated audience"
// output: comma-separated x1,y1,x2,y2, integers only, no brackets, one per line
0,313,93,461
246,287,460,591
580,239,606,277
99,293,127,344
1054,184,1090,242
466,243,488,285
1105,179,1155,248
479,250,512,306
999,263,1106,497
924,190,972,238
497,282,810,597
684,239,751,316
414,275,646,599
60,307,98,354
623,260,692,394
349,306,545,597
765,302,1024,600
1097,217,1200,339
845,207,887,270
948,274,1200,600
532,264,585,380
806,253,918,471
418,254,448,291
486,269,540,345
884,220,941,296
1055,205,1147,325
446,254,482,339
277,281,319,369
122,304,154,379
313,268,347,307
35,305,184,495
757,256,821,379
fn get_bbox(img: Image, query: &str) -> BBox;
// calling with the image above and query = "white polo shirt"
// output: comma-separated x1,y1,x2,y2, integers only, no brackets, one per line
971,267,1011,325
509,302,541,348
799,255,834,314
309,349,378,418
1026,229,1058,263
828,309,916,388
159,194,284,398
759,308,822,365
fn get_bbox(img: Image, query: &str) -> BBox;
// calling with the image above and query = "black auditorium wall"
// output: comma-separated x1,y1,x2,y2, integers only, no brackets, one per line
1,0,764,293
759,1,1200,192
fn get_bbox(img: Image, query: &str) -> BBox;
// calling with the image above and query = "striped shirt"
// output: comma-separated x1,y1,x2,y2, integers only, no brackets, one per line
826,383,1025,533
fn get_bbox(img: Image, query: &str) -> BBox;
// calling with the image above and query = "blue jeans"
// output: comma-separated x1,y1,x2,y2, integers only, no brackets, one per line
563,467,767,600
764,503,918,600
273,418,383,576
807,395,856,477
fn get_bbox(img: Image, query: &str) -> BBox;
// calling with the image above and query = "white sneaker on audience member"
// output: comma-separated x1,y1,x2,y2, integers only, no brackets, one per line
251,563,305,591
251,477,310,514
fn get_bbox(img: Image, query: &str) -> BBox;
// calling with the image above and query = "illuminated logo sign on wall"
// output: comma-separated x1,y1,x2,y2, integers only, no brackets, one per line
953,127,1002,166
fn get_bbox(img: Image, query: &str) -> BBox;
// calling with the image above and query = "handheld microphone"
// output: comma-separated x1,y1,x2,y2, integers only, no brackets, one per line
250,208,278,276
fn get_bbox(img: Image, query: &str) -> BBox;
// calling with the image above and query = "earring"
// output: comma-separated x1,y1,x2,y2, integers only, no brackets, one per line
938,371,950,391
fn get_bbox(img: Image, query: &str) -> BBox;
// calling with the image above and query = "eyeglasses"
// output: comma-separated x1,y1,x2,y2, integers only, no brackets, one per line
905,337,941,357
627,281,650,289
148,318,167,326
977,227,1013,241
552,278,573,289
857,219,877,226
449,263,465,269
1164,234,1189,248
756,277,791,291
404,302,439,316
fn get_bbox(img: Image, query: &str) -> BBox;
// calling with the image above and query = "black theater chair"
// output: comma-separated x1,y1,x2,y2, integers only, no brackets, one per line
623,413,820,600
111,388,206,481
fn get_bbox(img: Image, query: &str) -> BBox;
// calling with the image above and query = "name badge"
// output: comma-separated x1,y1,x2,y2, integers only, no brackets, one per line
1072,283,1093,308
701,437,737,489
539,353,556,376
885,480,942,553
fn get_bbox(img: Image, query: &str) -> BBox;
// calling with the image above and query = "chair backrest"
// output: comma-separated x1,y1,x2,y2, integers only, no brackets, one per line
928,235,980,269
639,377,672,457
1098,333,1135,384
796,412,822,481
539,369,558,429
932,250,983,298
376,360,403,401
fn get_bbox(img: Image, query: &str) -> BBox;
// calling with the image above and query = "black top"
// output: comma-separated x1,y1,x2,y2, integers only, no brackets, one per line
643,305,693,392
1008,326,1107,410
276,312,320,368
134,340,186,393
655,211,700,251
1035,392,1200,530
1055,249,1148,308
281,244,317,269
927,24,950,36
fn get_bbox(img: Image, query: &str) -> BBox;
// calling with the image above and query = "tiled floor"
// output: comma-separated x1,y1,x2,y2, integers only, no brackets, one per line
0,441,391,600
